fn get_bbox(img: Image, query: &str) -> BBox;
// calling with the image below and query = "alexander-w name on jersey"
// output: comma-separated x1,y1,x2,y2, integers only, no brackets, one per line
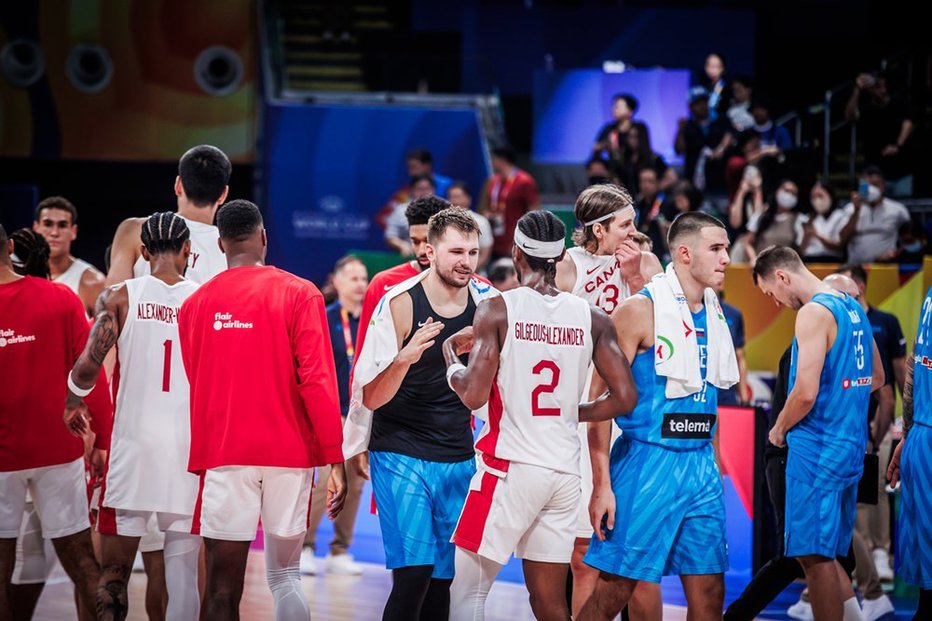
514,321,586,347
137,302,180,324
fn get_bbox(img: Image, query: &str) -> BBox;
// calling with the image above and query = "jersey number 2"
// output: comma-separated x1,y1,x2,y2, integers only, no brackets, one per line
531,360,561,416
162,339,172,392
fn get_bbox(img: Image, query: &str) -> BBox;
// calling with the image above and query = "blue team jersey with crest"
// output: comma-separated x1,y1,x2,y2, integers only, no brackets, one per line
913,286,932,428
616,291,718,449
787,292,872,489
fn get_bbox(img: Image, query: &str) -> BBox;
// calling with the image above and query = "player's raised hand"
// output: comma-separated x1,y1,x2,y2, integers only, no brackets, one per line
445,326,474,356
397,316,444,365
327,462,348,519
64,393,90,437
589,483,616,542
886,440,903,489
615,239,642,285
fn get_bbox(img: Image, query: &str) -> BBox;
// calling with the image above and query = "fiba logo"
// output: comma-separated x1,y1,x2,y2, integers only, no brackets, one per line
319,195,344,213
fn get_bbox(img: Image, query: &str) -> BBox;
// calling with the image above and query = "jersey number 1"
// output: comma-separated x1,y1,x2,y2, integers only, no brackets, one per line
162,339,172,392
531,360,561,416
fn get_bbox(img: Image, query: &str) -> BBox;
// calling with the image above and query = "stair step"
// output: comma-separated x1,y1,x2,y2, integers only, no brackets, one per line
285,50,362,62
352,19,392,29
287,79,367,92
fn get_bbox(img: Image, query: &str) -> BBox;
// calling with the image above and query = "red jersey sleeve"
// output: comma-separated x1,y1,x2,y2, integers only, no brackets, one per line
291,287,344,464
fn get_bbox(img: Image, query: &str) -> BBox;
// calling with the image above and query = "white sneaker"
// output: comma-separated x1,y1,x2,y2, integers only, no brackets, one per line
132,552,144,573
873,548,894,582
787,598,814,621
299,547,317,575
861,594,895,621
325,553,362,575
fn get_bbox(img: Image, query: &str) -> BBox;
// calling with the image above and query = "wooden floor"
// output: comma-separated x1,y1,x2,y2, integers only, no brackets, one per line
29,552,696,620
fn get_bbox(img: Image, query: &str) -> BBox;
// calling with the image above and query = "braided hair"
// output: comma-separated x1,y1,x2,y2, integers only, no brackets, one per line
10,228,51,278
515,210,566,278
140,212,190,255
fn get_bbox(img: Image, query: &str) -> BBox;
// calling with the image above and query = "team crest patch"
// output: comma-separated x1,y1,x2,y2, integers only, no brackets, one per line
656,335,674,360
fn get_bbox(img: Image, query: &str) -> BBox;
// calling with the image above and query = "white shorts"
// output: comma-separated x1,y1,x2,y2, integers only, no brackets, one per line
194,466,313,541
452,462,580,565
576,422,623,538
97,506,187,545
0,458,89,539
11,502,58,585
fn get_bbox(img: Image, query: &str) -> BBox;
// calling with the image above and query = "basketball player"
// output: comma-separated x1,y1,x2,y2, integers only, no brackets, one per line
0,224,103,619
349,196,459,479
554,184,663,619
32,196,105,316
442,210,637,621
581,212,740,621
63,212,202,621
178,200,346,621
754,246,883,621
888,285,932,620
357,207,490,621
106,144,231,286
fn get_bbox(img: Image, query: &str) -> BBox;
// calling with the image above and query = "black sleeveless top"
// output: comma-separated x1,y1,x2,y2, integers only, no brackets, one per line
370,282,477,462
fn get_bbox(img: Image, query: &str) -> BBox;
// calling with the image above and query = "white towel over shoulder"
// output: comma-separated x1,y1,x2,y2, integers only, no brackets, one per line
644,263,739,399
342,270,500,459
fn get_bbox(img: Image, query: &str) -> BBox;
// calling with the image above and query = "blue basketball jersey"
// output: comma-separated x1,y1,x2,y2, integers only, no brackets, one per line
912,286,932,429
787,292,872,489
616,292,718,449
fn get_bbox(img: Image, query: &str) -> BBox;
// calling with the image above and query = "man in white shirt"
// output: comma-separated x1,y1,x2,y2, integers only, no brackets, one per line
839,166,910,264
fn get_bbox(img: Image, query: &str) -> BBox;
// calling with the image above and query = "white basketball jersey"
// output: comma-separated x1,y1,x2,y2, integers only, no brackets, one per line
475,288,593,476
567,247,630,315
104,275,200,514
54,258,94,295
133,216,225,284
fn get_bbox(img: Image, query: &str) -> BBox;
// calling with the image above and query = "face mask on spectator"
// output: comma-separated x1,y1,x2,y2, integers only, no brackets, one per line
588,176,612,186
867,184,882,203
903,241,923,253
776,190,798,210
812,196,831,214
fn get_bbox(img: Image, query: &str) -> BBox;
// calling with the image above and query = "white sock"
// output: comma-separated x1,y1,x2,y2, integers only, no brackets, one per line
843,596,865,621
163,531,202,621
449,548,504,621
264,532,310,621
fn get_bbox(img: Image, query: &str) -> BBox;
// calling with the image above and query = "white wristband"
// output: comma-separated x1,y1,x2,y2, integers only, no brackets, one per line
67,372,93,398
446,362,467,390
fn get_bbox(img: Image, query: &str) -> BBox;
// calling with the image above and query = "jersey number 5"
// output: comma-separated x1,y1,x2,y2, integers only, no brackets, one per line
531,360,561,416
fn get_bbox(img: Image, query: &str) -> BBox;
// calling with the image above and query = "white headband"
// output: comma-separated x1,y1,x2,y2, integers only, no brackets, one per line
513,228,565,259
583,206,635,227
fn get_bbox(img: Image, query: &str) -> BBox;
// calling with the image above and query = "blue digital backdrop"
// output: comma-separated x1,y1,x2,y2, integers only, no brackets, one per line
532,68,691,166
262,102,489,283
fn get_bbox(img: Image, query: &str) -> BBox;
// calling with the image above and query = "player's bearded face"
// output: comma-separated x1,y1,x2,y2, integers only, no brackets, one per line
409,225,430,270
598,208,636,254
430,229,479,288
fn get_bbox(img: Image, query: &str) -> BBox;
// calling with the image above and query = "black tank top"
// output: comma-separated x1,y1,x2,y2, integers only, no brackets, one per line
370,282,477,462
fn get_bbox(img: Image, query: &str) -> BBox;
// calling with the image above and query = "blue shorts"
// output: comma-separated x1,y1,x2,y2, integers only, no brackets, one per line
584,439,727,583
784,473,857,559
898,423,932,588
369,451,474,579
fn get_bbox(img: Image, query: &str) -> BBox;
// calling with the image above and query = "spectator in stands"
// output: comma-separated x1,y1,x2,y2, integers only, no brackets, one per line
302,255,368,576
697,52,730,119
725,130,772,203
726,75,755,132
838,166,911,264
481,146,540,260
727,162,765,259
384,174,435,254
893,220,930,264
487,257,518,292
715,286,749,406
631,231,653,253
585,157,620,187
740,179,801,263
448,181,493,272
674,86,733,193
750,99,793,154
619,121,675,194
379,149,452,233
845,71,915,195
797,180,847,263
593,93,639,168
634,167,670,261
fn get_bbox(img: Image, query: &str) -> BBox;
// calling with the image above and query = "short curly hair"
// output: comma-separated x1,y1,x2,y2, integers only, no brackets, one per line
405,195,449,226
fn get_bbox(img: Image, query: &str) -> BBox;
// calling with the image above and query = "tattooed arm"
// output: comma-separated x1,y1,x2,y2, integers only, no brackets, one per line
902,359,914,437
65,284,127,436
